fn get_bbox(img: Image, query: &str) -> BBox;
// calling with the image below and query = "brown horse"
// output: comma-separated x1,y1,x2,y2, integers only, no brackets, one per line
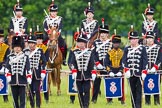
47,27,63,96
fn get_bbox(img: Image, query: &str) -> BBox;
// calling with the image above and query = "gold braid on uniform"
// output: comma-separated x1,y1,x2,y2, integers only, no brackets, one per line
0,43,9,62
108,48,123,70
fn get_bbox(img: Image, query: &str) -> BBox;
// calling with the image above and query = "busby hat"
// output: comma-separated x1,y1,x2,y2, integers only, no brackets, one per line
28,35,37,43
12,36,24,49
99,18,109,33
112,35,121,43
0,29,4,37
144,3,154,15
128,25,139,39
112,29,121,43
14,0,23,11
84,2,94,15
77,33,88,43
146,31,155,38
48,0,58,12
35,31,44,39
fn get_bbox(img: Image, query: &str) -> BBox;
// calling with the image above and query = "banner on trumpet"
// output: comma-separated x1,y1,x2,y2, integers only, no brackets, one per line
144,73,160,95
67,74,77,95
104,77,122,98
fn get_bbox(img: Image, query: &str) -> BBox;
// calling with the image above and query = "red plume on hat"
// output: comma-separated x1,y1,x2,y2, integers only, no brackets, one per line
102,18,104,28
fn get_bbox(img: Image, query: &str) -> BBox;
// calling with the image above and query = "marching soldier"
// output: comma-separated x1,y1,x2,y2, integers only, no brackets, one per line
81,2,98,40
0,29,10,102
104,34,125,104
43,0,67,65
91,21,112,103
35,31,49,103
144,31,161,105
9,0,28,35
24,35,47,108
70,34,97,108
142,3,159,43
5,36,32,108
122,27,148,108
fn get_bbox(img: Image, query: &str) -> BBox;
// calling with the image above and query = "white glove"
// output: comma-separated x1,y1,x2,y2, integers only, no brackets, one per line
125,70,131,78
27,77,32,84
147,69,151,73
109,72,115,77
0,66,9,73
96,64,104,70
72,73,77,79
41,73,46,80
116,72,122,77
142,73,146,81
92,74,96,81
5,72,11,83
6,76,11,83
150,67,156,73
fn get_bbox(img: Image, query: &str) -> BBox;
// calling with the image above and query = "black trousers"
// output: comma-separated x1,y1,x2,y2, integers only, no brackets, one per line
29,80,41,108
11,85,26,108
3,95,8,102
129,76,142,108
70,95,75,102
91,77,101,102
76,80,90,108
145,94,160,105
44,91,49,101
58,36,67,60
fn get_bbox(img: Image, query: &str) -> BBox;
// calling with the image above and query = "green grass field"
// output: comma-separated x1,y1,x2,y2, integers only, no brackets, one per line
0,65,162,108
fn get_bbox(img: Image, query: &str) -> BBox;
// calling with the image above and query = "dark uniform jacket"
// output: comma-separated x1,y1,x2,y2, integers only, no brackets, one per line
122,45,148,77
24,48,46,80
70,48,95,81
5,52,30,85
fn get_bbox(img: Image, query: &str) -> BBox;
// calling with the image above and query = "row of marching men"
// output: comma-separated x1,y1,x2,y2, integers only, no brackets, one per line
0,29,50,108
67,2,161,108
68,25,162,108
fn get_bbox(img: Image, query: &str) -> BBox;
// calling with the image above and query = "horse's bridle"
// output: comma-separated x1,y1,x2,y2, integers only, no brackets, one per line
48,39,58,64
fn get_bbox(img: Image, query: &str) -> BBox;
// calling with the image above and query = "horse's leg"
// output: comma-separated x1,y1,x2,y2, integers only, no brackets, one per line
57,66,61,96
48,72,52,96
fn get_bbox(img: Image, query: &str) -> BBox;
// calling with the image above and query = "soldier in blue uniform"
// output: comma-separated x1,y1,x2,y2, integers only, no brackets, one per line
9,0,28,35
70,34,97,108
35,31,49,103
5,36,31,108
81,2,98,40
144,31,162,105
91,22,112,103
0,29,10,102
122,29,148,108
142,3,159,43
104,34,125,104
24,35,47,108
43,1,67,65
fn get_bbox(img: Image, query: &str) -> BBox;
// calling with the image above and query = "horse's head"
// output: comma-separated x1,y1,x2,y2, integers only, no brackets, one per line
48,27,60,47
